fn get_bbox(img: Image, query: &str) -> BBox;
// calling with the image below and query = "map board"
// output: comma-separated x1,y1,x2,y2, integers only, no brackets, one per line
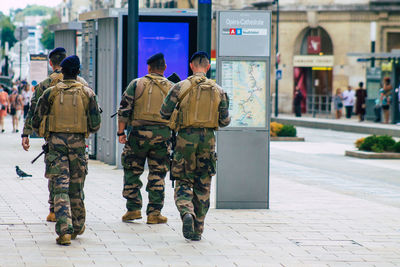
221,60,267,128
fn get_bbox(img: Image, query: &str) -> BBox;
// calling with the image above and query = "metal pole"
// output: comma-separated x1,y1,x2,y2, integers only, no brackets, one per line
370,22,376,68
127,0,139,83
197,0,212,78
274,0,279,117
371,41,375,68
19,27,22,80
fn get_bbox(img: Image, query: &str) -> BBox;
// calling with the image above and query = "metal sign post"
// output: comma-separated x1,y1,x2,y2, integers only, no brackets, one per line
216,11,271,209
14,26,28,80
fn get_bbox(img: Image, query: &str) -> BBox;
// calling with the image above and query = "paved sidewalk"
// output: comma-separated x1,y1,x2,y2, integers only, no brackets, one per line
1,117,400,266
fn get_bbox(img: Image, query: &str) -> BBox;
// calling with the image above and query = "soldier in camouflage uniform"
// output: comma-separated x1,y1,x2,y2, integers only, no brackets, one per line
32,55,101,245
160,51,230,241
21,47,88,223
118,53,172,224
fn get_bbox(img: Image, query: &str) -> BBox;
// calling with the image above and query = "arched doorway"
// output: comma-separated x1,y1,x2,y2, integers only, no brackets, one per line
293,27,334,115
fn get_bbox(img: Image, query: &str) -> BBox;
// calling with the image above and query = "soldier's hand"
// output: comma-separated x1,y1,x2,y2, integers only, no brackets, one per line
22,137,30,151
118,135,127,144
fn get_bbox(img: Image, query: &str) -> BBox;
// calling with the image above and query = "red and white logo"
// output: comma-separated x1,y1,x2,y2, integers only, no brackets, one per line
229,28,236,35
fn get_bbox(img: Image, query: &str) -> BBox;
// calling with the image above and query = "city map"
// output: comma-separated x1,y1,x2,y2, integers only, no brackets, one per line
221,61,267,128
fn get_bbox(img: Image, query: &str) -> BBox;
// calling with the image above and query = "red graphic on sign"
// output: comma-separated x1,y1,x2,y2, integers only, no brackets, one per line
229,28,236,35
307,36,321,54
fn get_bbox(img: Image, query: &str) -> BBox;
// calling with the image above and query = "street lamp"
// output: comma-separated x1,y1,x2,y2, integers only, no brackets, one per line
274,0,279,117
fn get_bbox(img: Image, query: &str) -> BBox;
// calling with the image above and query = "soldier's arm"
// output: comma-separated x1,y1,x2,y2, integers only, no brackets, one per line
31,89,52,132
87,92,101,133
22,80,49,135
160,83,181,120
117,80,137,125
218,91,231,128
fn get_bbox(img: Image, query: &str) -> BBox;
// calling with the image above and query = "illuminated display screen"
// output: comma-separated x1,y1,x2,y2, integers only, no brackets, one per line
138,22,189,79
122,15,197,91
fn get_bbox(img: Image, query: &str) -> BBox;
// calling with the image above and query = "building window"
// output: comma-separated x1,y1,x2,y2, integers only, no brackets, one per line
387,32,400,52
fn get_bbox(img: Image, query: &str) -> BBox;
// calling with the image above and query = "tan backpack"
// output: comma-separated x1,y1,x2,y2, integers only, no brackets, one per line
132,74,171,124
47,82,89,135
174,76,221,130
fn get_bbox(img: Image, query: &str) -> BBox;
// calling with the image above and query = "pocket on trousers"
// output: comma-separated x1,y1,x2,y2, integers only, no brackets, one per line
78,155,88,175
44,152,59,179
208,152,217,176
121,145,135,170
171,151,185,179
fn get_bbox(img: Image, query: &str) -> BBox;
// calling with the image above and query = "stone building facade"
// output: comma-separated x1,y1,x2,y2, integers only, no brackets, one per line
253,0,400,114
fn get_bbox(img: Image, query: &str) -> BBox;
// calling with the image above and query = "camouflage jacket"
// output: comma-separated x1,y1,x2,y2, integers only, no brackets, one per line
160,72,231,128
22,69,88,136
32,79,101,135
118,73,173,126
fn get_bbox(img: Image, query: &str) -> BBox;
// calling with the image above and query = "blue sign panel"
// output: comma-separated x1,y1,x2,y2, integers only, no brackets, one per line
276,69,282,80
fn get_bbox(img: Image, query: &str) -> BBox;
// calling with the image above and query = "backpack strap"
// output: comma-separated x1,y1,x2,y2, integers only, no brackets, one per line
145,75,170,96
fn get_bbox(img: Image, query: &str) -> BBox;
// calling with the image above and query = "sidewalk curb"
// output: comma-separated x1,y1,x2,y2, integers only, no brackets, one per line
345,150,400,159
271,137,305,141
272,117,400,137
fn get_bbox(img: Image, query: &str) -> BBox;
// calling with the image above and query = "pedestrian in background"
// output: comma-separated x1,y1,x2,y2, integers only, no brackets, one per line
21,82,32,119
117,53,172,224
342,85,355,119
293,86,303,117
160,51,231,241
32,55,101,245
8,88,23,133
334,88,343,119
355,82,367,122
0,85,10,133
380,77,392,124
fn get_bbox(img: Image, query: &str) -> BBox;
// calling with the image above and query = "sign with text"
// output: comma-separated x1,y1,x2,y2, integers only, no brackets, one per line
218,11,270,57
293,55,334,67
29,54,48,87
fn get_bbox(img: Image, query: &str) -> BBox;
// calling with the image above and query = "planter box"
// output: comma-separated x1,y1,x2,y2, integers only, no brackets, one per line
270,137,305,141
345,150,400,159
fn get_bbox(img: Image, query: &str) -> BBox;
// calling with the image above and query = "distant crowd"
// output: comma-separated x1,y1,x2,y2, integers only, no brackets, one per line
293,78,396,124
333,78,393,123
0,80,33,133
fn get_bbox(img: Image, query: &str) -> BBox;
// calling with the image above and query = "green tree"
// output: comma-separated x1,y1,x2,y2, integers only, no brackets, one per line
40,15,60,50
14,5,53,22
0,16,17,49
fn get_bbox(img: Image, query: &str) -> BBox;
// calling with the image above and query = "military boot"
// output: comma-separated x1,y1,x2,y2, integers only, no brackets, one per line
71,225,85,240
147,214,168,224
122,210,142,222
191,234,201,241
182,213,194,239
56,234,71,246
46,212,56,222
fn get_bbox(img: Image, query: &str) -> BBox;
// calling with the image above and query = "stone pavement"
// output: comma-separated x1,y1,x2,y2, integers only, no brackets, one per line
1,116,400,266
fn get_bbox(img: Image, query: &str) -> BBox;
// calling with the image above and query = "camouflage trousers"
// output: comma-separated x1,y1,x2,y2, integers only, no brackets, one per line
46,133,87,236
47,178,55,213
43,143,55,213
172,128,217,235
121,125,170,215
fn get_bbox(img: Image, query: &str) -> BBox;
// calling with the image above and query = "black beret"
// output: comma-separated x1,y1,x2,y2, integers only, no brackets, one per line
49,47,66,58
60,55,80,71
190,51,210,63
146,53,165,65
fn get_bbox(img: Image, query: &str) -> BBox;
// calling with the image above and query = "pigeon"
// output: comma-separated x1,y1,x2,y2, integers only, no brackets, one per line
16,166,32,178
